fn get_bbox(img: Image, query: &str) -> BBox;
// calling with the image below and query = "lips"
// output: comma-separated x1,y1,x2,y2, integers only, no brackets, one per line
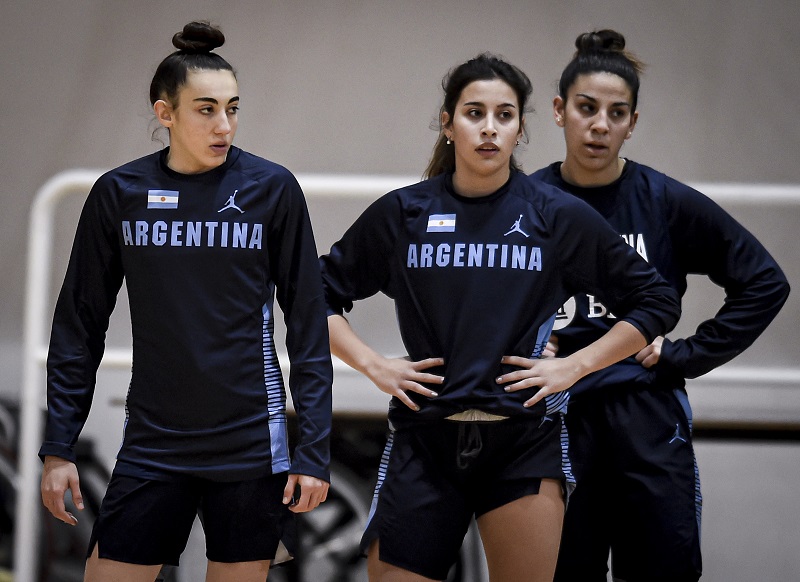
585,142,608,154
476,142,500,157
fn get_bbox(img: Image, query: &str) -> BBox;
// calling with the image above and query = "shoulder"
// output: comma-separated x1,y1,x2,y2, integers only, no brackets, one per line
529,162,561,185
367,175,442,215
626,160,697,199
88,151,162,199
102,151,161,181
630,161,726,215
515,172,593,214
229,147,300,187
512,173,625,241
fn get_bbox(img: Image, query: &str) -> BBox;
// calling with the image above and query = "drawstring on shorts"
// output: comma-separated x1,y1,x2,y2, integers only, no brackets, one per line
456,423,483,469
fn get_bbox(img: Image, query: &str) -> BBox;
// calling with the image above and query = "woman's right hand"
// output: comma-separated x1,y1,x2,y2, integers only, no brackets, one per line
41,455,83,525
328,314,444,411
364,356,444,411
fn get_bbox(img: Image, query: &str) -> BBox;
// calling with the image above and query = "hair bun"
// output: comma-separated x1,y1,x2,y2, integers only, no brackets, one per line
172,21,225,53
575,29,626,54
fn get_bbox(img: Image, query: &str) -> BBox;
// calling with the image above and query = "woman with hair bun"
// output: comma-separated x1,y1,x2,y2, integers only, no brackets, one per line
320,52,680,581
39,21,333,581
532,29,790,582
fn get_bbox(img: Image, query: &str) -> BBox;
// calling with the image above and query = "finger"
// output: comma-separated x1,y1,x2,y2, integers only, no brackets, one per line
640,353,658,369
500,355,533,367
412,372,445,385
290,488,317,513
395,391,421,411
401,381,438,398
282,475,298,505
48,497,77,525
496,370,536,386
305,480,329,505
70,483,84,512
524,388,549,408
502,377,540,393
413,357,445,370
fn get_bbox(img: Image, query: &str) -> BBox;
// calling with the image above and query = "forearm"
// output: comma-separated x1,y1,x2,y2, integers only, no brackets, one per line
328,314,385,379
564,320,648,381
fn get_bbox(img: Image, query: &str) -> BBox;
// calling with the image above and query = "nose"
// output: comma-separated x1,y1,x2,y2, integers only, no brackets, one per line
215,112,232,135
591,112,609,134
481,117,497,138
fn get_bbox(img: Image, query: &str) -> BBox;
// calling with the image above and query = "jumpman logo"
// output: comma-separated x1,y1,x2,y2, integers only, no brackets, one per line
504,214,529,237
218,189,244,214
669,424,687,444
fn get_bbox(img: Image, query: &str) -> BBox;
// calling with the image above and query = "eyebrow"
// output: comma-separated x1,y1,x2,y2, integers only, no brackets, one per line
193,96,240,105
575,93,630,108
462,101,518,109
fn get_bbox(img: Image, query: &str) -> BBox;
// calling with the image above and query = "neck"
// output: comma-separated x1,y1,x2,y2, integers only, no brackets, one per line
452,168,511,198
560,157,625,188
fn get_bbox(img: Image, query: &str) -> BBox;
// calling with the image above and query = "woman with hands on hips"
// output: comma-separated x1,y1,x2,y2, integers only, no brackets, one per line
320,52,680,582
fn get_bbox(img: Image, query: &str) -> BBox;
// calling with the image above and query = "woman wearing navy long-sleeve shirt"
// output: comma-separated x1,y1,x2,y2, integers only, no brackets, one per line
39,21,332,582
532,29,790,582
320,53,680,582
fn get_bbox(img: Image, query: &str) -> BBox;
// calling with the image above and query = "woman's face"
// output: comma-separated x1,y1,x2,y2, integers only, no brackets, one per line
443,78,523,197
555,72,638,186
155,68,239,174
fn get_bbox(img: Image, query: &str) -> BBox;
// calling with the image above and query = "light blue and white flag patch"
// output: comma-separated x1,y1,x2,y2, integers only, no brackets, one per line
426,214,456,232
147,190,180,209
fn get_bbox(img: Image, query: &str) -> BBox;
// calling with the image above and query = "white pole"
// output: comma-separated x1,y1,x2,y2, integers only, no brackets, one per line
15,170,101,582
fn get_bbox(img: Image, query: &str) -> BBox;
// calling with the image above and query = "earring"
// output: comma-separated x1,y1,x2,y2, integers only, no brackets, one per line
556,117,563,124
516,140,520,146
446,137,452,145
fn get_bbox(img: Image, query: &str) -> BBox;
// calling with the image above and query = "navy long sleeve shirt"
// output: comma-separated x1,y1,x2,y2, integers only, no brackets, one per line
532,160,790,396
320,171,680,426
41,146,333,482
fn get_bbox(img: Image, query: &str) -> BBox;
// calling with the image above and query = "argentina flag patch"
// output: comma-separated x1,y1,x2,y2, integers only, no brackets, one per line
147,189,180,209
426,213,456,232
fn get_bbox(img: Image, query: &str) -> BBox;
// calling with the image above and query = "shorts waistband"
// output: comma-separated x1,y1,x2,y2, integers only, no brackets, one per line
445,409,509,422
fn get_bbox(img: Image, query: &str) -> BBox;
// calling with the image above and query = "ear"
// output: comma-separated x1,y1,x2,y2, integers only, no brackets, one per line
518,115,526,141
154,100,174,129
553,96,566,127
441,111,452,141
626,110,639,139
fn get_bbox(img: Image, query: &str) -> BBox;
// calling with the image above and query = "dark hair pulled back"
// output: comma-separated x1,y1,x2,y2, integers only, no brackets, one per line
424,53,533,179
558,29,645,111
149,21,235,107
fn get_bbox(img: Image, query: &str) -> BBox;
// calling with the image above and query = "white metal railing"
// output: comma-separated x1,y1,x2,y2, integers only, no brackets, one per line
16,171,800,581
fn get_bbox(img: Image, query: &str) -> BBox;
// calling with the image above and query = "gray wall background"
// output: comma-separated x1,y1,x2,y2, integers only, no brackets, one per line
2,1,799,580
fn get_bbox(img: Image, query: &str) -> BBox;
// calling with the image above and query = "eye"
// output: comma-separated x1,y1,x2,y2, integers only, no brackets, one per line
199,106,214,115
579,103,595,114
467,109,483,118
227,105,239,115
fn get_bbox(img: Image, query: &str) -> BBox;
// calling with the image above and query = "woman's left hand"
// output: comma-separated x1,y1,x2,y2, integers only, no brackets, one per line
283,473,330,513
541,334,559,359
497,355,582,408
